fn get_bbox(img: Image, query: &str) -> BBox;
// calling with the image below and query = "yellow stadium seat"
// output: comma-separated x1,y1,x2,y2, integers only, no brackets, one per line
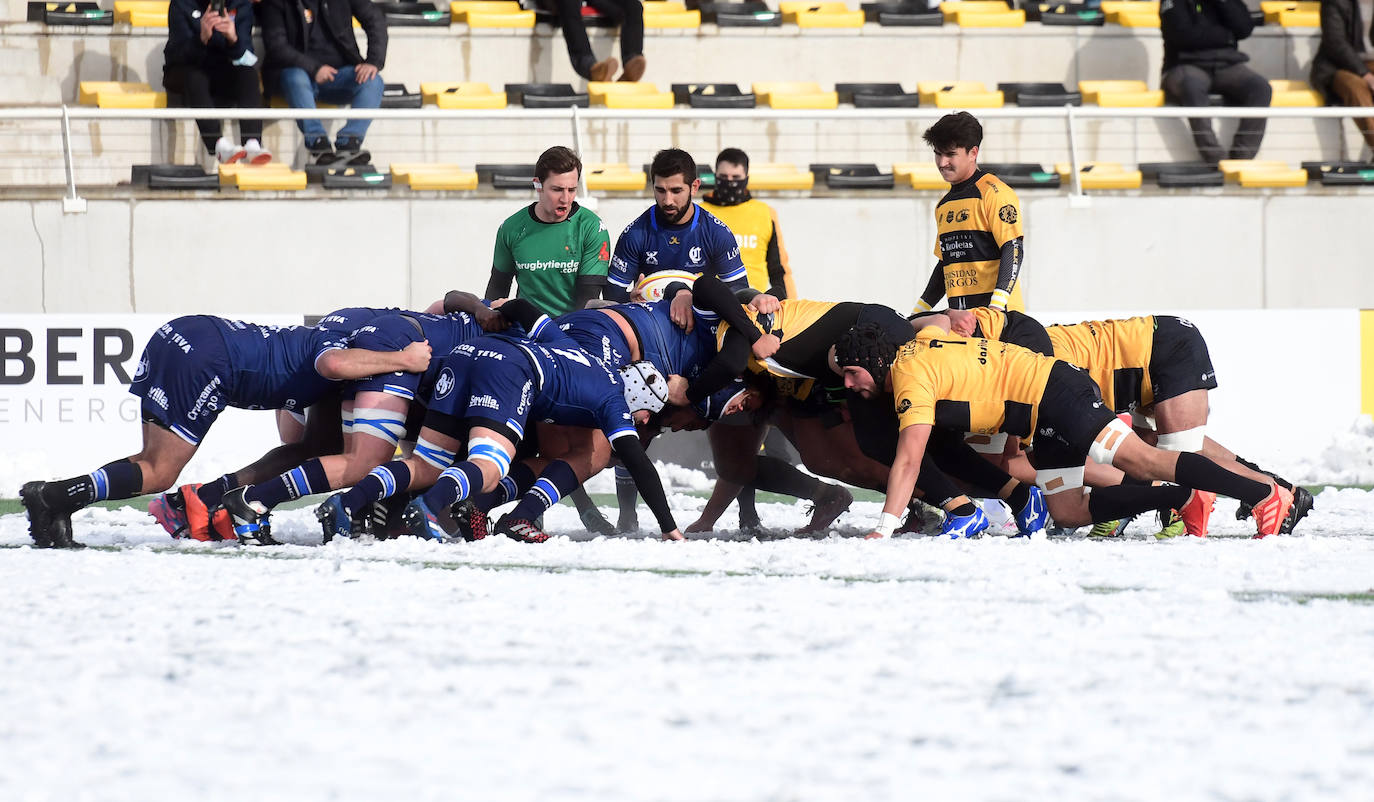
1268,79,1323,107
1217,159,1308,187
1100,0,1159,26
917,81,1004,108
420,82,508,109
939,1,1007,19
392,164,480,190
941,2,1025,26
1078,80,1164,107
1261,1,1318,26
218,163,306,191
778,1,864,27
894,163,950,190
77,81,166,108
449,1,535,26
113,0,168,26
1055,162,1143,190
747,163,815,190
643,1,701,27
752,82,839,109
585,164,648,191
588,82,674,108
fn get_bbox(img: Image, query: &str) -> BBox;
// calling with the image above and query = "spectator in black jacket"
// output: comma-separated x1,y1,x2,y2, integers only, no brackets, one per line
1160,0,1272,162
1311,0,1374,154
163,0,270,164
259,0,387,165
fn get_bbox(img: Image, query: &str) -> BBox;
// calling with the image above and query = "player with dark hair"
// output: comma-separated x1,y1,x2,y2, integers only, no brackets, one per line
915,111,1026,314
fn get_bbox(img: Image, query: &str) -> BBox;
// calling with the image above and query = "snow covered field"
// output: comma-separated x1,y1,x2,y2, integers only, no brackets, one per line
3,489,1373,802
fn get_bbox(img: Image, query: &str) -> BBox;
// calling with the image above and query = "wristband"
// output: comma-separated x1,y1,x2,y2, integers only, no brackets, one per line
873,512,901,537
913,299,933,313
989,289,1010,311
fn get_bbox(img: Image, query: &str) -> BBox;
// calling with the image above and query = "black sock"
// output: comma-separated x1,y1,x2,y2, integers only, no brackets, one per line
914,458,961,509
928,431,1013,496
751,455,820,500
1120,474,1152,486
43,459,144,512
1089,484,1191,522
196,473,237,510
569,485,597,513
1236,455,1292,491
472,462,537,512
1174,452,1270,506
615,466,639,519
1005,483,1030,514
736,485,759,522
949,501,978,517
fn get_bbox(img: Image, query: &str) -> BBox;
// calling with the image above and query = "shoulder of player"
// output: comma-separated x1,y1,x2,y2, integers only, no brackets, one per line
976,172,1021,204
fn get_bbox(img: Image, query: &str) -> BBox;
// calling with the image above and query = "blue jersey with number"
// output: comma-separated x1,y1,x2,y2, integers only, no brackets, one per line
608,204,747,297
348,311,488,401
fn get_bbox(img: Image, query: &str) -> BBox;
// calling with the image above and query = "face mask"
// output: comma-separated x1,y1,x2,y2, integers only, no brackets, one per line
711,176,750,206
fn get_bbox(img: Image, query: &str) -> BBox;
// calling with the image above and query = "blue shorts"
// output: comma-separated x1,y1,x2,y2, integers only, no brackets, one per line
423,340,536,444
346,314,425,401
560,312,633,370
129,315,233,446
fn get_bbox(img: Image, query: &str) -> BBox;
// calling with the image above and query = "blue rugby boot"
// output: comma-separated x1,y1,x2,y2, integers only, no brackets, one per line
1014,486,1049,537
940,506,990,539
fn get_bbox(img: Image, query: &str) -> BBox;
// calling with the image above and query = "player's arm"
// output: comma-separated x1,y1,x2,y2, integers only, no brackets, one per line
487,224,517,301
764,212,792,300
914,262,945,313
443,289,506,331
604,231,641,303
495,298,556,341
688,274,766,339
575,214,612,309
607,431,681,539
991,237,1023,312
573,277,606,309
987,188,1025,311
869,423,932,538
484,271,514,303
316,342,431,380
683,328,752,406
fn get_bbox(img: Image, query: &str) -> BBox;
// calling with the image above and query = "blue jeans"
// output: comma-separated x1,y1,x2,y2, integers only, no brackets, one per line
278,65,384,145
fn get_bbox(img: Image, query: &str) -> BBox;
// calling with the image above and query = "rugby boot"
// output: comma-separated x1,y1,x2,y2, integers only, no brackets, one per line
452,500,489,542
617,512,639,535
1252,485,1294,539
495,515,551,543
20,481,84,548
1153,509,1186,539
316,493,355,543
896,502,944,535
796,483,854,535
1280,486,1314,535
180,483,227,542
1088,516,1134,538
939,506,990,539
1179,489,1216,537
402,496,451,542
220,487,278,546
148,490,188,537
1013,486,1049,537
578,505,617,536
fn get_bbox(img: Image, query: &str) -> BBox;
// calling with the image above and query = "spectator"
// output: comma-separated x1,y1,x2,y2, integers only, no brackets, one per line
163,0,270,165
543,0,646,83
1160,0,1272,162
259,0,387,166
1311,0,1374,155
699,147,796,300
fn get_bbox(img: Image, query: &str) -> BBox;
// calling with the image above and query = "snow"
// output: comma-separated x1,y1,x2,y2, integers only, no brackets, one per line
3,490,1373,801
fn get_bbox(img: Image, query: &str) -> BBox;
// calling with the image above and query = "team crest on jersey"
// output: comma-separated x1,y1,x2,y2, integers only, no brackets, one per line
434,368,456,400
645,251,658,266
998,204,1017,224
897,399,911,413
688,246,703,265
134,355,149,381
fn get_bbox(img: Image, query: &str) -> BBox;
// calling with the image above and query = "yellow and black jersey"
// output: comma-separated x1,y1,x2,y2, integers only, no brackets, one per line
1046,316,1156,413
933,171,1025,311
969,308,1053,355
716,299,855,380
891,327,1057,437
699,198,797,299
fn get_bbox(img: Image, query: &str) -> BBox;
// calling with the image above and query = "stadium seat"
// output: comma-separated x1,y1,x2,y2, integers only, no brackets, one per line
1078,80,1164,107
696,1,782,26
380,84,423,109
77,81,166,108
671,84,757,108
112,0,168,26
589,82,674,108
1302,160,1374,180
752,82,839,109
375,2,449,26
917,81,1004,108
585,164,648,191
747,163,815,190
893,162,949,190
1029,2,1105,26
643,1,701,27
809,163,895,189
131,164,219,190
420,82,508,109
39,2,113,25
941,0,1025,26
979,162,1063,188
504,84,590,108
1268,80,1323,107
476,163,536,189
392,164,479,190
860,1,943,26
835,83,920,107
319,166,393,190
1217,159,1308,187
779,1,865,27
1139,161,1224,187
449,1,535,27
220,163,307,191
1100,0,1159,27
998,82,1082,106
1055,162,1144,189
1260,1,1318,26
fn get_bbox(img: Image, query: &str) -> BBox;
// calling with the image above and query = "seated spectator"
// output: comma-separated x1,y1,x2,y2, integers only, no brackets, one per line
259,0,387,165
1160,0,1272,162
163,0,270,165
540,0,646,83
1312,0,1374,156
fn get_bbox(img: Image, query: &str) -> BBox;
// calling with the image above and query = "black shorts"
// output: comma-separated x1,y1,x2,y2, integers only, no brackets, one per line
1001,310,1053,356
1149,316,1218,404
1027,361,1118,471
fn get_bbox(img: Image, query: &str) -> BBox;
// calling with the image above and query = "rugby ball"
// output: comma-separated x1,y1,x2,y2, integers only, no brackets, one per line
633,269,700,303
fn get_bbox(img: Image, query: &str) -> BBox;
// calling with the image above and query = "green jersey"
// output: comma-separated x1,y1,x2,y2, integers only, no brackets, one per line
492,202,611,316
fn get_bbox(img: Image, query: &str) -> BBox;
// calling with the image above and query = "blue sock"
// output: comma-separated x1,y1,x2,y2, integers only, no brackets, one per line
247,459,330,510
510,460,579,522
340,462,411,515
90,459,143,502
423,461,485,510
472,462,537,511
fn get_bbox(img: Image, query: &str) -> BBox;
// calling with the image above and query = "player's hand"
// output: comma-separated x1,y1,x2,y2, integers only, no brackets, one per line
475,306,507,332
355,63,379,84
748,293,780,314
684,518,714,534
315,65,338,84
666,375,689,406
669,289,694,331
751,332,781,360
661,529,685,541
400,339,432,371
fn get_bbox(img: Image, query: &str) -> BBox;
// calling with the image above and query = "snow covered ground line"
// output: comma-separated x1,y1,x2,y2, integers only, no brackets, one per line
2,489,1372,802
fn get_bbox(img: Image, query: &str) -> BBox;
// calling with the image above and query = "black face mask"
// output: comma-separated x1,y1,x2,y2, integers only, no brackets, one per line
711,177,751,206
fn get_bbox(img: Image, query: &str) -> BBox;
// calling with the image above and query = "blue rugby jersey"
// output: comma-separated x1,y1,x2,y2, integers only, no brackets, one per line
607,204,747,299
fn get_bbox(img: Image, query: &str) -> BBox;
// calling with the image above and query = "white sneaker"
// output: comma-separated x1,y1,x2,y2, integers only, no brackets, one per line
244,138,272,165
215,137,246,165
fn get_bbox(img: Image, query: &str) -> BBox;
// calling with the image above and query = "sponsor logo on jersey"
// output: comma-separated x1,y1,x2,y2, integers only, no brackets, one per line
645,251,658,266
734,234,758,249
147,386,168,410
944,209,970,224
477,349,505,361
434,368,456,399
517,380,532,415
186,376,222,421
515,258,580,274
896,399,911,413
470,394,501,410
611,255,629,270
998,204,1017,224
669,236,681,245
